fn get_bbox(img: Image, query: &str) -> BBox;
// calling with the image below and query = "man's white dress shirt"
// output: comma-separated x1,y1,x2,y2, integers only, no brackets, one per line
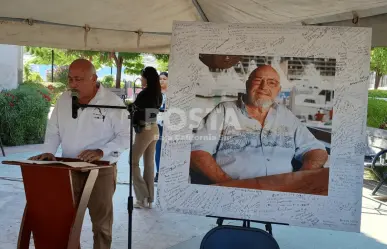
43,85,130,164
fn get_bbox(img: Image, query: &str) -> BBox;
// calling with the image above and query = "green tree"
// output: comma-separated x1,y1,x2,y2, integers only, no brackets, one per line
64,50,107,70
111,52,144,88
25,47,76,66
370,47,387,89
124,55,144,75
23,61,43,82
26,47,145,88
154,54,169,72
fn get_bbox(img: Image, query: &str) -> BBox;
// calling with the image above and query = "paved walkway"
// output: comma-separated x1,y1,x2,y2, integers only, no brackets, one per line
1,145,387,249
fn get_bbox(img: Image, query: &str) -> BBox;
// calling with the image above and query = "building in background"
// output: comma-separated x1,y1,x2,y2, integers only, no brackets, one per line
0,45,23,91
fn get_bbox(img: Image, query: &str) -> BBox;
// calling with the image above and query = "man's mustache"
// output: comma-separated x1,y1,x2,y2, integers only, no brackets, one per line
254,90,271,96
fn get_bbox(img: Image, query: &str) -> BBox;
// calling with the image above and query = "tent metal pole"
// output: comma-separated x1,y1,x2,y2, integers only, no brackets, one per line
0,17,172,36
192,0,209,22
51,49,54,82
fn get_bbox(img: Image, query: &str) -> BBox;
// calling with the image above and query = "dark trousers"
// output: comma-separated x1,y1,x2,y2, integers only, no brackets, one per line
155,124,163,173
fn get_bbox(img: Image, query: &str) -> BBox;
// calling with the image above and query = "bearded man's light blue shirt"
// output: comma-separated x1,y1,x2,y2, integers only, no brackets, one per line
191,98,327,180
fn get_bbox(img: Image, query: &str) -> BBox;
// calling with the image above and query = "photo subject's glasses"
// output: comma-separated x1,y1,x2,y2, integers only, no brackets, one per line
252,78,279,87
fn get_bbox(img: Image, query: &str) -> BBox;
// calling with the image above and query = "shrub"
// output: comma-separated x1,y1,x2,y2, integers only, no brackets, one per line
101,75,114,88
26,72,44,83
23,62,44,83
40,82,67,105
99,75,125,89
0,84,52,146
367,98,387,129
20,81,67,106
368,90,387,98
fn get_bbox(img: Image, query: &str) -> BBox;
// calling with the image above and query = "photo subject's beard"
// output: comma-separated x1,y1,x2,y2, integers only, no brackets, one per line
247,94,274,110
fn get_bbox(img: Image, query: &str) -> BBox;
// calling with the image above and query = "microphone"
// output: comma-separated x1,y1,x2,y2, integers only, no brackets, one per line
71,90,80,119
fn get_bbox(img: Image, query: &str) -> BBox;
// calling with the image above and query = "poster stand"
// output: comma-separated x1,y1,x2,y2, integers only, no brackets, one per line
206,215,288,235
201,215,288,249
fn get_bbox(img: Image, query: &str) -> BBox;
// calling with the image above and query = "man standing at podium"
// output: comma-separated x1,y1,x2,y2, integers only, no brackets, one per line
29,59,130,249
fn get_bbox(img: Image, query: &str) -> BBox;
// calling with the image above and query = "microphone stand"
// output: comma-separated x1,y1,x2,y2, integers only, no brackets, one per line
76,102,164,249
77,102,134,249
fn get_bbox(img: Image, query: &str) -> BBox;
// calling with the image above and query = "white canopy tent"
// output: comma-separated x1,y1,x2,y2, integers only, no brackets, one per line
0,0,387,53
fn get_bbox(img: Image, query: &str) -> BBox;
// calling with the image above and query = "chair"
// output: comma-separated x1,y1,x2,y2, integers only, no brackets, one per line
200,224,280,249
370,149,387,195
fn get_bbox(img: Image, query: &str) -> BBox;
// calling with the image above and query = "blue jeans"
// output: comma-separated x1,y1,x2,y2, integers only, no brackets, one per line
155,124,163,173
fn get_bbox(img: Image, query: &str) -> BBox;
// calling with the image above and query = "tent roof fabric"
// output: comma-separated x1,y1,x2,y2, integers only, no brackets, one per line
0,0,386,52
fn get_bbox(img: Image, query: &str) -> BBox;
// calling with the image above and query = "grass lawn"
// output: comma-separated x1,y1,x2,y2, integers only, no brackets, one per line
368,89,387,98
367,97,387,128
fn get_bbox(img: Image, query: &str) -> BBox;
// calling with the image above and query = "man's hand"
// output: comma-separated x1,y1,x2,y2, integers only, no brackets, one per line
28,153,56,161
77,149,104,162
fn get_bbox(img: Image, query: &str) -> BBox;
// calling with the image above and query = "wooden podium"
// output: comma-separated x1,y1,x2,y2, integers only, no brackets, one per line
2,157,111,249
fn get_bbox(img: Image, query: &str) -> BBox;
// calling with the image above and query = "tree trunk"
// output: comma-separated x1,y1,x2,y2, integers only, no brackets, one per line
115,57,123,88
374,72,382,89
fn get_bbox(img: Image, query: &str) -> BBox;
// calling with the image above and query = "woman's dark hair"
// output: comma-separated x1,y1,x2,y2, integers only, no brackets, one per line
141,67,161,94
160,72,168,77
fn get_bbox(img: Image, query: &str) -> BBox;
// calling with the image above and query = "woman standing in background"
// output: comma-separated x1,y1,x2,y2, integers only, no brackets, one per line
130,67,162,208
154,72,168,182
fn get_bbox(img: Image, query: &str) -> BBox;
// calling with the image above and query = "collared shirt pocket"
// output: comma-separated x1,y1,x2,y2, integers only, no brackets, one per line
90,108,111,135
92,108,107,122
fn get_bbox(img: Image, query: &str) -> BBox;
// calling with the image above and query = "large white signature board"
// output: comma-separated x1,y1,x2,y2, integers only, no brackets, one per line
157,21,371,232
